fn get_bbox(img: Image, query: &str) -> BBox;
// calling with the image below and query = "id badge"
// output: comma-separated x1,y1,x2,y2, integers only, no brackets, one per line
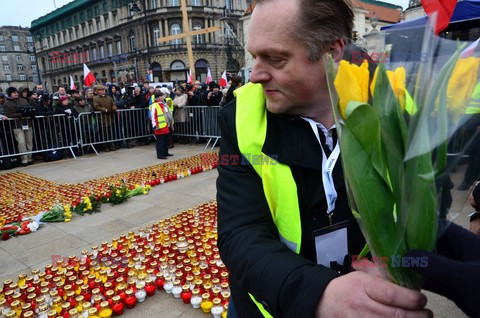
22,125,29,131
313,220,349,268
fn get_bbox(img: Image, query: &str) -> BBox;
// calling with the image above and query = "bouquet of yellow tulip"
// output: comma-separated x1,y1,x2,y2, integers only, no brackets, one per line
324,24,480,288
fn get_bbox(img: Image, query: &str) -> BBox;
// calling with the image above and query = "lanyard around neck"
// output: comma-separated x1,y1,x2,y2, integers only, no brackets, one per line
304,118,340,223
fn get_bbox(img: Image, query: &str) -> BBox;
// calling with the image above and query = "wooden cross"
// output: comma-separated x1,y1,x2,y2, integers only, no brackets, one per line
156,0,220,81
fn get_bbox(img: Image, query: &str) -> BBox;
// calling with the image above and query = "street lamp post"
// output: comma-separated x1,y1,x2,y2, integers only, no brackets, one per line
131,0,152,81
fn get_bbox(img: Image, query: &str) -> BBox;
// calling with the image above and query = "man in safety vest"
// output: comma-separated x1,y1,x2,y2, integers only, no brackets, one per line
216,0,432,317
150,91,173,159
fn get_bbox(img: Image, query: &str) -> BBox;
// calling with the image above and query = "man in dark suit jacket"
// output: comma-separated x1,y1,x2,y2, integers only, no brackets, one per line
216,0,431,317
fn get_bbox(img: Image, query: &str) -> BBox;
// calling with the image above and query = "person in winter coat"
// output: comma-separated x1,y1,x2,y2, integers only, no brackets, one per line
93,85,117,151
3,87,34,165
108,84,131,148
217,1,431,318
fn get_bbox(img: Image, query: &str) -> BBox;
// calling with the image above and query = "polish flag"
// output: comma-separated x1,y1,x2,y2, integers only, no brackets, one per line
219,70,228,87
205,67,213,84
83,64,96,87
69,76,77,91
187,69,193,84
460,38,480,58
421,0,458,34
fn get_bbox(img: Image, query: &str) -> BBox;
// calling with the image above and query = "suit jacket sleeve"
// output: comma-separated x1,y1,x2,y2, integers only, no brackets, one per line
216,101,339,318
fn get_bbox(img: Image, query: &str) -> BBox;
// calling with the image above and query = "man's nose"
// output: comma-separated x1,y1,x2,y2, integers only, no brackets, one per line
250,62,271,84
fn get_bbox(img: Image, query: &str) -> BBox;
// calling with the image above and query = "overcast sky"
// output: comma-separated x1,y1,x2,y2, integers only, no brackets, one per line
1,0,411,28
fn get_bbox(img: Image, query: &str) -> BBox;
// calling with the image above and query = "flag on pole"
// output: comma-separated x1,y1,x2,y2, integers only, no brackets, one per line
460,38,480,58
69,76,77,91
205,67,213,84
421,0,458,34
219,70,228,87
83,64,96,87
187,69,193,84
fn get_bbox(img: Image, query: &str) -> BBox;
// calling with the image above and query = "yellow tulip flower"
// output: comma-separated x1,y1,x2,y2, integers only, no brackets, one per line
447,57,480,115
370,66,407,112
334,60,370,119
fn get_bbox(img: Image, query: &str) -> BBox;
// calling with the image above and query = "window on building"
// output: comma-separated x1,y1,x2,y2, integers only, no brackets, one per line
94,5,100,16
11,35,19,42
0,46,6,51
171,23,181,45
103,1,108,12
27,45,34,52
19,74,26,80
153,26,160,47
116,40,122,54
14,45,21,51
129,33,136,51
3,65,10,71
30,55,36,62
26,36,33,42
107,43,113,56
31,65,37,71
151,0,158,9
16,55,22,61
0,34,4,41
192,0,201,5
1,55,7,62
6,75,12,81
112,0,118,9
193,24,202,44
169,0,179,6
226,0,233,10
17,64,24,71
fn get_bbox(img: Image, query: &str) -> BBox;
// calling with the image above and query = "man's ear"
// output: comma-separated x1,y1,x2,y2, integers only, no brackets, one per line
330,39,346,63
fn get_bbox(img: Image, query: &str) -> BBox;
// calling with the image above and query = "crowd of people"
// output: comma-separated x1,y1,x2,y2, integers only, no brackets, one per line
0,75,243,167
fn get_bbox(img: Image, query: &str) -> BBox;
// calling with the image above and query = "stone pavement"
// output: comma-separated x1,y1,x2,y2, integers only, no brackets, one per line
0,143,472,317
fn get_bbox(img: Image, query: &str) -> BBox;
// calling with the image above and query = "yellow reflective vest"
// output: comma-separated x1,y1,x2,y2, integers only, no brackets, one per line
234,83,302,317
150,102,168,129
466,82,480,114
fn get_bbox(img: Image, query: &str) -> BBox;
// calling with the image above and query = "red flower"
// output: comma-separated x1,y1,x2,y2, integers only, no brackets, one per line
1,232,10,241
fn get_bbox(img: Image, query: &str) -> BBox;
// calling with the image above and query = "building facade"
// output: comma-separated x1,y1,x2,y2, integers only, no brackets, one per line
0,26,41,93
30,0,247,91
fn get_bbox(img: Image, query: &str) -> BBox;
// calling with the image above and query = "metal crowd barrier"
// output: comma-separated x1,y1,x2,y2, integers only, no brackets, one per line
77,108,152,154
0,114,79,160
172,106,222,149
0,106,222,162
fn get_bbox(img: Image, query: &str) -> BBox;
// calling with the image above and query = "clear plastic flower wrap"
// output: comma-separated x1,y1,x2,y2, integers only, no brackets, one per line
324,17,480,289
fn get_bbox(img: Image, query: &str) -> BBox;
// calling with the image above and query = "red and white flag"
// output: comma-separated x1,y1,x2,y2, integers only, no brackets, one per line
205,67,213,84
186,69,193,84
83,64,96,87
69,76,77,91
421,0,458,34
219,70,228,87
460,38,480,58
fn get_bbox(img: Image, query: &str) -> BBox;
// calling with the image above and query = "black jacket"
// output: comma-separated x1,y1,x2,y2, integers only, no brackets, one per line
217,99,365,317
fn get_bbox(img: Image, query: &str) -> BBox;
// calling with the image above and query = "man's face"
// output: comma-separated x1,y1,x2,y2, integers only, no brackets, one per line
213,87,220,93
36,84,44,91
97,89,106,96
0,96,4,104
79,100,86,107
247,0,335,118
134,88,141,96
86,91,93,99
58,87,66,95
11,91,19,100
